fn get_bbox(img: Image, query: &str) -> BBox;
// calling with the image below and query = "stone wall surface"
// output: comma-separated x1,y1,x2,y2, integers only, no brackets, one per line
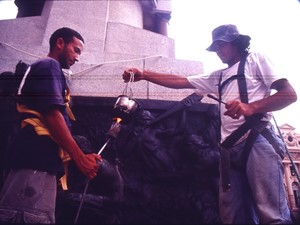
0,0,203,101
57,95,221,224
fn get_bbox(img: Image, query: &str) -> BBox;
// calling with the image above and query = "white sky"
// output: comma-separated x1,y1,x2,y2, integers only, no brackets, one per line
0,0,299,132
0,0,17,19
168,0,300,132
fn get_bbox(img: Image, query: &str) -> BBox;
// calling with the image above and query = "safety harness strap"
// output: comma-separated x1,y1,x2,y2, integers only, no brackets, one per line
65,85,76,121
218,53,284,192
218,53,270,191
16,64,75,190
220,113,264,148
17,104,71,190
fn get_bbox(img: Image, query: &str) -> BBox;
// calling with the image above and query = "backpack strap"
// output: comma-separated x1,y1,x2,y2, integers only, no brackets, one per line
17,65,31,95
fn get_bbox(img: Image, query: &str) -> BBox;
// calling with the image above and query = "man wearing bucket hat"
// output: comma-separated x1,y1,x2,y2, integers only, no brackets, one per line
122,24,297,224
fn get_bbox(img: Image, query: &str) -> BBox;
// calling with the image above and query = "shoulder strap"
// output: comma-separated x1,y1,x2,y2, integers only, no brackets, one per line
220,53,267,147
17,65,31,95
236,54,248,103
218,53,249,102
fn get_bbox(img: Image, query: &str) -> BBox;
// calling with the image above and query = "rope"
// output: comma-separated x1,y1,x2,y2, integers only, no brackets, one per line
122,71,135,97
273,115,300,183
71,55,162,76
0,40,163,76
0,41,42,59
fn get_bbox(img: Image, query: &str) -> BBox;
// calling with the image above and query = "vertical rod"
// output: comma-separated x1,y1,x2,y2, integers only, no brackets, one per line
74,138,111,224
273,115,300,183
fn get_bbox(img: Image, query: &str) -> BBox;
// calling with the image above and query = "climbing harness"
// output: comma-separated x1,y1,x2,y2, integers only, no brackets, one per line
217,53,286,192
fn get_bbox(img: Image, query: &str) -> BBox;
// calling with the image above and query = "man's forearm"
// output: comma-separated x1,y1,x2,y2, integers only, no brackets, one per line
43,108,85,160
142,70,194,89
253,79,297,113
250,91,297,114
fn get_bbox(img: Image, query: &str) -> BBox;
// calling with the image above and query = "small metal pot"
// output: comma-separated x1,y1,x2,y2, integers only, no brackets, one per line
113,95,139,120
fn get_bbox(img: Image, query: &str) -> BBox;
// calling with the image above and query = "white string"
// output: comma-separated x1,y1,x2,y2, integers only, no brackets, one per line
0,40,162,76
123,71,135,97
129,71,135,83
71,55,162,76
0,42,43,59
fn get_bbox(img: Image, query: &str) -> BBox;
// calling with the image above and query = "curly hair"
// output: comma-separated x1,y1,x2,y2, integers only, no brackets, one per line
232,35,251,55
49,27,84,52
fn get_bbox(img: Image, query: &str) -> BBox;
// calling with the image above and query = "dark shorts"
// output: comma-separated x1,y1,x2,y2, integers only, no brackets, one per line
0,169,56,224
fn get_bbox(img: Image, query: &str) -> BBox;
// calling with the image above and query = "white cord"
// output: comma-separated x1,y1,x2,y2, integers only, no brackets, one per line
0,41,162,76
123,71,135,97
0,42,42,59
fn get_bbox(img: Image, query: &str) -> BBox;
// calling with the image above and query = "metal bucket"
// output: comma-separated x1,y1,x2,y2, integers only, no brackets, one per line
113,95,139,122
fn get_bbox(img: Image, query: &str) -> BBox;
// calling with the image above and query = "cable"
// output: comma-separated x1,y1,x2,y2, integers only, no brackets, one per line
0,41,42,59
273,115,300,183
0,41,162,76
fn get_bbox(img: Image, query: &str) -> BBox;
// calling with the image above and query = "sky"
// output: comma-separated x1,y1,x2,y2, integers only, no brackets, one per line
0,0,17,19
168,0,300,132
0,0,299,132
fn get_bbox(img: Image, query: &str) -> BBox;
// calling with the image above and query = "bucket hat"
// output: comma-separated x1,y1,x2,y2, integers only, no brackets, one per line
206,24,250,52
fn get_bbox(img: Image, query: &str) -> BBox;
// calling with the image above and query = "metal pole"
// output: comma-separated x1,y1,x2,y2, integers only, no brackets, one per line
73,178,90,224
73,138,111,224
97,138,111,155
